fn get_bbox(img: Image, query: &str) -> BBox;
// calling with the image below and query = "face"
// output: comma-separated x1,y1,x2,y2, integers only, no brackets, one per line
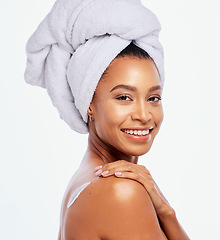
89,56,164,157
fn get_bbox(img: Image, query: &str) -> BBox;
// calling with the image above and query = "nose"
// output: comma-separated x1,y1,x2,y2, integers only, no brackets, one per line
131,101,152,124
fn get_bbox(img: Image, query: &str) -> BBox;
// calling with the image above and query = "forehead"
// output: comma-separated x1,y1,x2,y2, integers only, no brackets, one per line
96,57,161,93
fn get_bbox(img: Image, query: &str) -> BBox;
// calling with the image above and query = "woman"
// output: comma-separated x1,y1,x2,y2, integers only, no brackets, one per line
24,0,189,239
58,43,189,239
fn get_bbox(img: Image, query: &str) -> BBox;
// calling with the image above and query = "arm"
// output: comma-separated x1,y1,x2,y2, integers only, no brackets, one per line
158,210,189,240
95,161,190,240
64,177,165,240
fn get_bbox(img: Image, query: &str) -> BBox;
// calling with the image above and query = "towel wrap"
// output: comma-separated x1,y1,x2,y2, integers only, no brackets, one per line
24,0,164,133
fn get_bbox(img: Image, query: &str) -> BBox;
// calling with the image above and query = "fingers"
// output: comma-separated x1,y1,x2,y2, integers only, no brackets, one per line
96,160,134,170
95,164,132,177
95,160,139,177
95,160,150,178
114,171,142,182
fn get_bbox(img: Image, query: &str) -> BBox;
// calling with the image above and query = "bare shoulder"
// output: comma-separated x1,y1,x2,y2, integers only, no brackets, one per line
63,177,164,240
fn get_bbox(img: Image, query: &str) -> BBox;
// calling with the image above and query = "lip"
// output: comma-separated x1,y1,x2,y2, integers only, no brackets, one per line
121,127,153,131
120,128,153,142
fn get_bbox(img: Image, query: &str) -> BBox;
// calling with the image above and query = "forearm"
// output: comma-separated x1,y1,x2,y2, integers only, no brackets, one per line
158,209,190,240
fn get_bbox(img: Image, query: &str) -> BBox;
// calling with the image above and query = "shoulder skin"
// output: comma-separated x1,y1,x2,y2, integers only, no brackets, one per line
63,176,164,240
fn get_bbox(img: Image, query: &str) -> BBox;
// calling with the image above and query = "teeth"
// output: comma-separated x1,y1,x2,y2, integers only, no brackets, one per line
123,129,150,136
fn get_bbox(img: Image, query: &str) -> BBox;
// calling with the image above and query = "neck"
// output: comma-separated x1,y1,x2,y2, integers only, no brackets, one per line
81,129,138,167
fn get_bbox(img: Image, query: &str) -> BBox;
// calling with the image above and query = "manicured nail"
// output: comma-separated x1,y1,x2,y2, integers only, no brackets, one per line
95,169,102,176
102,170,109,176
95,165,103,170
115,172,122,177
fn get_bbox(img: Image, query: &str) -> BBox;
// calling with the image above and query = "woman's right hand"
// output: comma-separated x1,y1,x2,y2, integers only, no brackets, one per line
95,160,190,240
95,160,173,218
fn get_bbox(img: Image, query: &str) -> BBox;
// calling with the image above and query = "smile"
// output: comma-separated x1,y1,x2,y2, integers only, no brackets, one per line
121,129,149,136
121,128,153,136
120,128,153,142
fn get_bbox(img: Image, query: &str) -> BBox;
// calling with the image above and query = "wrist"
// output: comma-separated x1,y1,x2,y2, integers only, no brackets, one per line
158,208,190,240
157,205,176,220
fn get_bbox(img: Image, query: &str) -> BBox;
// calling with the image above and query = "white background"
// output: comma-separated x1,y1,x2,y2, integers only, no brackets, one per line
1,0,220,239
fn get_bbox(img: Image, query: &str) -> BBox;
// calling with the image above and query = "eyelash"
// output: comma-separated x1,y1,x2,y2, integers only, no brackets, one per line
116,95,132,101
116,95,162,102
148,96,162,103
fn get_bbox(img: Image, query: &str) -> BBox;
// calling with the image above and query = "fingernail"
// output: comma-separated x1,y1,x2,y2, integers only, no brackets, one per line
95,165,103,170
102,170,109,176
95,169,102,176
115,172,122,177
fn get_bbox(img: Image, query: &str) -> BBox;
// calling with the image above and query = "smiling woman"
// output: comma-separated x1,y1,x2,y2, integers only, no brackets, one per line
88,55,163,157
57,44,189,239
24,0,190,239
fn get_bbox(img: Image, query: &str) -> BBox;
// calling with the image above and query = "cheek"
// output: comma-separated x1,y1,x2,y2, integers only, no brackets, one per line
94,102,129,138
154,105,164,128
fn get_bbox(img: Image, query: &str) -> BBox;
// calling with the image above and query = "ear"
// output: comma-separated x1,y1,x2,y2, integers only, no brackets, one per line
87,106,93,116
87,104,94,122
87,101,95,116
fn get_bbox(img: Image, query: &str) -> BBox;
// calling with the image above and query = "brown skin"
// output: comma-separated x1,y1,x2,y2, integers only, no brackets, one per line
58,57,190,240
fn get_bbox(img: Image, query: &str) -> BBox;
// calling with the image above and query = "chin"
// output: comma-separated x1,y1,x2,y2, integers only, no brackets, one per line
120,143,153,157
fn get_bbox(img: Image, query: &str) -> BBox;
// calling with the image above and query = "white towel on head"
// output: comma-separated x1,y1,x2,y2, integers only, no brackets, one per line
24,0,164,134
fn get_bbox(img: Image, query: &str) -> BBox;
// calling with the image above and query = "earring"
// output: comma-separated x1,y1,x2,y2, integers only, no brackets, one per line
88,114,93,121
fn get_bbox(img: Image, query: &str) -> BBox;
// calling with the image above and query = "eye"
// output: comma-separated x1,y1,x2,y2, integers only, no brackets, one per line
148,96,162,103
116,95,132,101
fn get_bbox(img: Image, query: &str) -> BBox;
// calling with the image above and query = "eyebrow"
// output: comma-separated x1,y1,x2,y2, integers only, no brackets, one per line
110,84,137,92
110,84,162,93
148,85,162,92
